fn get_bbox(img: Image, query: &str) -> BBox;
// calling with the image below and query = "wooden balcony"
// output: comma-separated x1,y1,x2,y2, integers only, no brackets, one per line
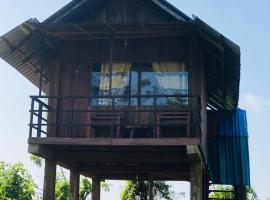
28,95,203,181
29,95,201,139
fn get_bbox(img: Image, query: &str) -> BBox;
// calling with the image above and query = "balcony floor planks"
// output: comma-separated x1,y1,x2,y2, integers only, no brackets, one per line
28,137,200,146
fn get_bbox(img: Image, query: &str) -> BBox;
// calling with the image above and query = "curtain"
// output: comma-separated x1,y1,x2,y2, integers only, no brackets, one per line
99,64,110,95
111,63,131,95
98,63,131,105
152,62,188,94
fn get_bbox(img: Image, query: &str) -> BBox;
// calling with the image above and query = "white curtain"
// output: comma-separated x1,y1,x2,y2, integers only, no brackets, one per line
99,63,110,95
152,62,188,94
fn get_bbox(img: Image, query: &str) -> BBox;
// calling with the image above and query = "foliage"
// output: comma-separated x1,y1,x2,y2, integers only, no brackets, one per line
121,180,174,200
209,185,259,200
209,185,234,199
55,172,69,200
80,177,92,200
0,161,36,200
30,155,43,168
246,187,259,200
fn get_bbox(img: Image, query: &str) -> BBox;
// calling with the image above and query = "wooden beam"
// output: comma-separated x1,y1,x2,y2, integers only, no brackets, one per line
78,163,190,174
28,137,201,146
69,170,80,200
28,144,54,159
43,159,56,200
92,178,101,200
54,150,188,163
84,172,189,181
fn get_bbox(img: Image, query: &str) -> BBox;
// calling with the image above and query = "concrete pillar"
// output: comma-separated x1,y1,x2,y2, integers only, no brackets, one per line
190,161,203,200
92,178,101,200
69,170,80,200
43,159,56,200
149,180,154,200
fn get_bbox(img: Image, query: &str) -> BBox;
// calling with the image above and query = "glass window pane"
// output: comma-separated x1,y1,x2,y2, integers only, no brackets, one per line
91,63,138,106
91,63,111,105
141,62,189,106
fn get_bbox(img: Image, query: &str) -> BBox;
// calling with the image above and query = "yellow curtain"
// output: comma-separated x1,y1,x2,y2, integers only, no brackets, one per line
112,63,131,92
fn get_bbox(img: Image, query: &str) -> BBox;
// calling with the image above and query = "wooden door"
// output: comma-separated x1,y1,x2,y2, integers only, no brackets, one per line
58,64,90,138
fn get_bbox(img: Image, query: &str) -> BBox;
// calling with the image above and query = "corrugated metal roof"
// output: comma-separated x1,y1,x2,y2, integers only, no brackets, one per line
0,0,241,110
0,19,50,93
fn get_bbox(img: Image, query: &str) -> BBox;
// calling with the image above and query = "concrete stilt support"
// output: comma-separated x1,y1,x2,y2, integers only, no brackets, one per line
92,178,101,200
69,170,80,200
190,161,203,200
43,159,56,200
149,180,154,200
187,145,204,200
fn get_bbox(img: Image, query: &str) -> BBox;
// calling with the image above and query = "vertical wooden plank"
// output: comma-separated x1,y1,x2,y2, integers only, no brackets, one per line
43,159,56,200
47,61,60,137
69,170,80,200
92,178,101,200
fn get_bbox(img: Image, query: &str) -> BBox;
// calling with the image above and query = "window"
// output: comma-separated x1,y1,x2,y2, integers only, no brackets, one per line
91,62,188,106
141,62,188,105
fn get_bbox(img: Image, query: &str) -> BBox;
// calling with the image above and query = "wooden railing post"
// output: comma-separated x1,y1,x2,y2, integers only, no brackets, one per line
29,97,34,138
37,102,42,137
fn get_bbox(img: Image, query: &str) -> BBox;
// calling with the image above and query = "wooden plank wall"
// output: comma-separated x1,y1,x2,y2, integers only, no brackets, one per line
86,0,177,23
48,36,197,138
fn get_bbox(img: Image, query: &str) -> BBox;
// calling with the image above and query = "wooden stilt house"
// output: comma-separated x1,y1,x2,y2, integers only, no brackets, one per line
0,0,250,199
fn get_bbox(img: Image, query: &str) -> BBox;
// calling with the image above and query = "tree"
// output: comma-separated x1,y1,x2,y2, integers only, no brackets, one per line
121,180,174,200
0,161,36,200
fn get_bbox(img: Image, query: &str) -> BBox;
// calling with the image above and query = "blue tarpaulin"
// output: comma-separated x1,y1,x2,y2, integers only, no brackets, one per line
207,108,250,186
208,136,250,186
219,109,248,137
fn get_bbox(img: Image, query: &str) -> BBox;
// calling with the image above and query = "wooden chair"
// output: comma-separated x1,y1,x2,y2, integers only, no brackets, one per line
156,111,191,138
89,111,124,138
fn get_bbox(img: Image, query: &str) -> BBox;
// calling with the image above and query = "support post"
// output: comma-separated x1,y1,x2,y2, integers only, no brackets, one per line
149,180,154,200
190,161,203,200
69,170,80,200
43,159,56,200
234,185,246,200
187,145,204,200
92,178,101,200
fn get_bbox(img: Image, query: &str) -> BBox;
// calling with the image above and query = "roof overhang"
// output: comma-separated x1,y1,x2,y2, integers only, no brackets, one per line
0,0,240,110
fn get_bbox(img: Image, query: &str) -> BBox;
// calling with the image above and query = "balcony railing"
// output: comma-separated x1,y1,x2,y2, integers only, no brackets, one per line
29,95,201,139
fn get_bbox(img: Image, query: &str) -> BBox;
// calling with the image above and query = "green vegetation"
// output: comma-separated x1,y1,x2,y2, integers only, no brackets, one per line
209,185,259,200
121,180,174,200
0,161,36,200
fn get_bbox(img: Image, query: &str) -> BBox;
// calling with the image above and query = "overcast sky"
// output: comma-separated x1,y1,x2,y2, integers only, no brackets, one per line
0,0,270,199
